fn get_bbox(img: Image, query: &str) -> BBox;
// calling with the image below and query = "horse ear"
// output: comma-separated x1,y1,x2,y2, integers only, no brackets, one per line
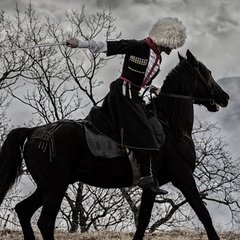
178,52,185,62
186,49,198,67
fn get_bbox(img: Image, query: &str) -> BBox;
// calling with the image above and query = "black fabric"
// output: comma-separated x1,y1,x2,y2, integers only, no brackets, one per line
107,39,141,56
85,39,162,150
134,149,151,177
85,79,159,150
107,40,159,87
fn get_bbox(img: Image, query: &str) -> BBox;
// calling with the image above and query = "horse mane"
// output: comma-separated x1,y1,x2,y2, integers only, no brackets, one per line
148,59,197,136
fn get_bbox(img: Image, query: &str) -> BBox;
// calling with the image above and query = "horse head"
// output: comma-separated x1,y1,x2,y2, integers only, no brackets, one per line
183,50,229,112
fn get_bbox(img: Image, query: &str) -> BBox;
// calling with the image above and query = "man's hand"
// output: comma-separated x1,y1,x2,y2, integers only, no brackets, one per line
153,87,161,95
66,38,80,48
149,85,161,95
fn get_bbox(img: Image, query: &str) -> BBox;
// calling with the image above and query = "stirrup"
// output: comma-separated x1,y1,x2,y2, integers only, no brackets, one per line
138,176,168,195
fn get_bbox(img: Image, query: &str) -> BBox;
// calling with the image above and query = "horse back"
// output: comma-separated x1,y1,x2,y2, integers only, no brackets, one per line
23,121,86,186
24,121,133,189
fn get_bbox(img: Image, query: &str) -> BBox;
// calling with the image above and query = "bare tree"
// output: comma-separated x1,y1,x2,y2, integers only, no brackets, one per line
5,3,120,123
59,184,132,232
0,184,27,229
63,5,120,106
0,9,31,88
0,2,125,232
146,120,240,232
193,120,240,226
57,119,240,233
1,2,239,234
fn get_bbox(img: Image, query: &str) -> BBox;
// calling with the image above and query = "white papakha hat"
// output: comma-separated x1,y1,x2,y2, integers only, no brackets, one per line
149,17,187,49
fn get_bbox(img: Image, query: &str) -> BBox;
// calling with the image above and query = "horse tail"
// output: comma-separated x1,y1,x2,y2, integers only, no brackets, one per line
0,127,36,205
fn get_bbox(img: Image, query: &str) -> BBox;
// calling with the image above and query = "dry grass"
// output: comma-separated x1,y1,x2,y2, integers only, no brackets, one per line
1,228,240,240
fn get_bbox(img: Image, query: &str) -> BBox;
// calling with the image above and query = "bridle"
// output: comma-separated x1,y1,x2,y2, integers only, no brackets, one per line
145,60,217,118
158,91,215,105
155,60,216,106
144,82,215,108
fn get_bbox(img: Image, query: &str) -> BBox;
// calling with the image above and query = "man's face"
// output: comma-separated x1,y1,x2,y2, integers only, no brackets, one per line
161,46,172,55
157,46,173,55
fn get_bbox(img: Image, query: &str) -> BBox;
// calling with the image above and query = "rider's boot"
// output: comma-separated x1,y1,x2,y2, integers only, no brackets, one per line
135,149,168,195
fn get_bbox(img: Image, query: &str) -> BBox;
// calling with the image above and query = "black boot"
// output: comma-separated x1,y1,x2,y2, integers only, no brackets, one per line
135,150,168,195
138,175,168,195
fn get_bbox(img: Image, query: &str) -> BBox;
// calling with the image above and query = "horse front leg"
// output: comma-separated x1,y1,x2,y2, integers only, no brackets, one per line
173,174,220,240
133,190,156,240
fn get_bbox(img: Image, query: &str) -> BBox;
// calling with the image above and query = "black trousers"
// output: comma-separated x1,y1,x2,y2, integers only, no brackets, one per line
134,149,152,177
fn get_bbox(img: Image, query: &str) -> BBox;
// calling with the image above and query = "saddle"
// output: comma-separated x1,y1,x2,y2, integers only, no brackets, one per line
84,117,165,159
84,118,165,185
84,122,126,159
35,119,165,186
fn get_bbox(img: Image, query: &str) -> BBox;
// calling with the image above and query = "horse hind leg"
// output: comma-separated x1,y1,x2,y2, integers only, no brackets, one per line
37,189,67,240
15,187,44,240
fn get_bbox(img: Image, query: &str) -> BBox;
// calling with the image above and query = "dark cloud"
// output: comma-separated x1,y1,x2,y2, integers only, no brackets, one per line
217,77,240,130
95,0,122,9
205,77,240,159
218,4,239,26
133,0,157,4
0,0,28,12
206,3,239,35
1,0,239,79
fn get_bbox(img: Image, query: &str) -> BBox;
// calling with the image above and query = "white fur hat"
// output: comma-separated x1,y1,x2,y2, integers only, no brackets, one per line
149,17,187,49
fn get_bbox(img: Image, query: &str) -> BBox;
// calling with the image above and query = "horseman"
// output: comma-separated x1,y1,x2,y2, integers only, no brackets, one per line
66,17,187,194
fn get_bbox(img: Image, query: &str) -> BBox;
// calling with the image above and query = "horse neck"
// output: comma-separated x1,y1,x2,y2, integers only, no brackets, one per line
156,63,196,136
156,97,194,136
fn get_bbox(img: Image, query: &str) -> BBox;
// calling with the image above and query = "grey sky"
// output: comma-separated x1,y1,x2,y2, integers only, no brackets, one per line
1,0,240,230
2,0,239,126
1,0,240,80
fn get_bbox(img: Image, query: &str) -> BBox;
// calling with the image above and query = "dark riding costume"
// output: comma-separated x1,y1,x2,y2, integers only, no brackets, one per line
67,17,187,194
87,38,161,150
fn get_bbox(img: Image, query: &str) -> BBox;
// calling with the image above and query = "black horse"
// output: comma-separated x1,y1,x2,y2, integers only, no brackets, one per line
0,50,229,240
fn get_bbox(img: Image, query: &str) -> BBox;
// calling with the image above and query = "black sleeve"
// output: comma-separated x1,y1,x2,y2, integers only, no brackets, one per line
107,39,144,56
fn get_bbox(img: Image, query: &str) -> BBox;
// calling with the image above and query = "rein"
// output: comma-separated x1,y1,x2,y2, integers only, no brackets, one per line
145,86,215,120
158,91,215,104
142,86,215,105
148,91,215,119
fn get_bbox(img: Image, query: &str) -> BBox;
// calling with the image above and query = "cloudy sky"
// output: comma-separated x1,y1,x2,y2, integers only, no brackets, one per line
2,0,240,121
2,0,239,151
1,0,240,231
1,0,240,80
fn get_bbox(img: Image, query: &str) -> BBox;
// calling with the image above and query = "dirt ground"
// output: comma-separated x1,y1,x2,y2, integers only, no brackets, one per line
1,228,240,240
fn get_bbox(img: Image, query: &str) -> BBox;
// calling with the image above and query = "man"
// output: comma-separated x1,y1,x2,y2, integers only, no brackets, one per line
66,17,187,194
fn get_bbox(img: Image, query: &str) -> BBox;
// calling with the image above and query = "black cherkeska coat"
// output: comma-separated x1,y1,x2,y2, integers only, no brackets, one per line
86,38,162,150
